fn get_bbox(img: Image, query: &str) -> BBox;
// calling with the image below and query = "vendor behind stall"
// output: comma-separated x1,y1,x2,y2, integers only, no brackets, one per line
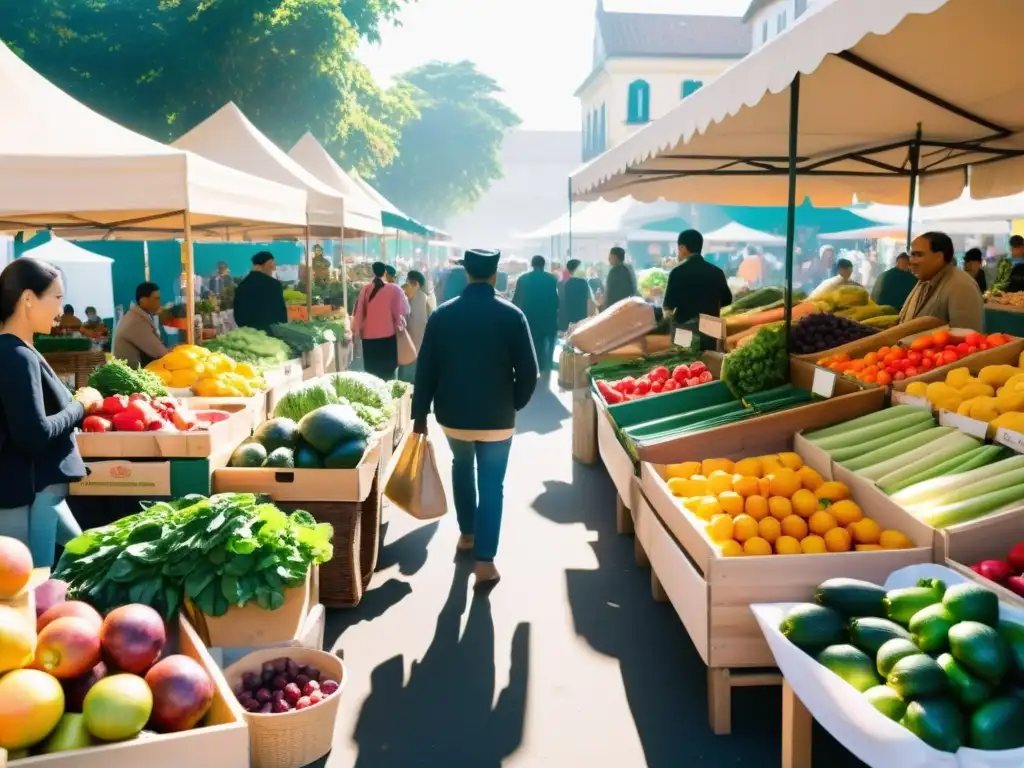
899,232,985,331
57,304,81,333
871,252,917,311
234,251,288,332
663,229,732,325
963,248,987,293
80,306,108,341
112,282,168,367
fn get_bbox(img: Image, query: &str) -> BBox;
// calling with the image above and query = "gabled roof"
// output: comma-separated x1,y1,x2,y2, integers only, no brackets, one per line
743,0,777,22
597,9,750,59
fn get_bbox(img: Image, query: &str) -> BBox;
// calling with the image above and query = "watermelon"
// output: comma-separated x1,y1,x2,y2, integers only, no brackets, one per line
262,447,295,468
325,438,368,469
254,418,299,452
230,442,267,468
294,442,324,469
298,405,373,455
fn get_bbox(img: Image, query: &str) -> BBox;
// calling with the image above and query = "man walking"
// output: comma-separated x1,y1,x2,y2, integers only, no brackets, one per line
412,249,538,589
663,229,732,329
602,246,637,309
512,255,559,374
234,251,288,332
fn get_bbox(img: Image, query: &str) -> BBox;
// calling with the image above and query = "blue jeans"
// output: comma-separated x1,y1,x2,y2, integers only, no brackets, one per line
445,436,513,562
0,484,81,568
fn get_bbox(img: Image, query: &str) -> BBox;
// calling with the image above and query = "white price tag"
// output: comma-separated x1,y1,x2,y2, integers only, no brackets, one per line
891,390,931,409
996,427,1024,454
698,314,726,339
938,410,989,439
674,328,694,347
812,368,837,399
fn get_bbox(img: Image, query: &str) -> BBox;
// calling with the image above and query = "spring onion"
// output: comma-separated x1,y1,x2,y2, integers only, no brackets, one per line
913,483,1024,528
839,427,955,471
891,455,1024,508
826,421,937,463
881,445,1006,496
857,431,980,483
810,411,936,452
803,405,933,442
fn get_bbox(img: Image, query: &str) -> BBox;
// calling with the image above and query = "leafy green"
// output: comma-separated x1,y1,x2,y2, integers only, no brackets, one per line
388,379,410,399
88,358,168,398
203,328,292,366
54,494,332,621
721,325,790,397
329,371,392,411
273,380,341,422
349,402,388,429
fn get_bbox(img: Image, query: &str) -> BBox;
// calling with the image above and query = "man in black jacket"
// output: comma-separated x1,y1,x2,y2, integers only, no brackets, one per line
512,255,559,374
233,251,288,332
601,246,637,309
412,248,539,589
663,229,732,326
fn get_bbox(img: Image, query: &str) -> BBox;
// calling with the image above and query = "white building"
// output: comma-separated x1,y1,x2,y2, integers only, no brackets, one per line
744,0,826,50
575,1,750,160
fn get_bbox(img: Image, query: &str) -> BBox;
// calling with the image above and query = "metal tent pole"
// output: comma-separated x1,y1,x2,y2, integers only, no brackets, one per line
906,124,923,252
783,74,801,351
567,178,573,265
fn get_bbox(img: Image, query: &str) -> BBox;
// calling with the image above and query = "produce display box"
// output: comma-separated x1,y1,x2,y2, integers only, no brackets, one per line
790,316,944,363
558,335,674,390
211,603,327,670
263,360,303,419
185,391,268,424
212,440,381,503
940,509,1024,609
572,388,598,465
71,448,234,497
590,351,723,409
890,331,1024,392
634,388,937,736
75,404,254,460
7,615,248,768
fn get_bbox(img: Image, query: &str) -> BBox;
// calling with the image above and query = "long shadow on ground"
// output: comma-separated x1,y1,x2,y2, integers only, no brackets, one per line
535,459,866,767
351,561,530,767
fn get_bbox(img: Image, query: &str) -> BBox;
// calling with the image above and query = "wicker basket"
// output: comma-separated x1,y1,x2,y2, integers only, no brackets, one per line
42,350,106,389
224,647,345,768
359,460,384,589
280,501,363,608
571,389,597,465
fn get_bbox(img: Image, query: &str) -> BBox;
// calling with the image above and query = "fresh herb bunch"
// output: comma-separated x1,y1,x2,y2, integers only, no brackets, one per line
721,325,790,397
88,358,168,398
54,493,333,621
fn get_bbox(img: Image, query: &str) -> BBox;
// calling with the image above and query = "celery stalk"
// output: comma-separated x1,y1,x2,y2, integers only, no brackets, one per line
840,427,954,471
914,483,1024,528
881,445,1005,495
811,411,936,452
827,422,936,463
891,455,1024,507
803,404,933,442
905,466,1024,512
858,432,980,483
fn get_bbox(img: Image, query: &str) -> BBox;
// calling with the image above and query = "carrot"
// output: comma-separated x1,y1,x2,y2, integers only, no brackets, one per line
724,302,818,333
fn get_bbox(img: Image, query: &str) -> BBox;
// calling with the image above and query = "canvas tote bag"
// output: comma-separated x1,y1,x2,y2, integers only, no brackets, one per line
396,327,418,366
383,432,447,520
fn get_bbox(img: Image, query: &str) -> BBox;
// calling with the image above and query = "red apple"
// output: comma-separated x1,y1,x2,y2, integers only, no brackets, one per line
144,655,215,733
1005,575,1024,599
1007,543,1024,574
34,617,102,679
977,559,1014,583
38,601,102,633
99,604,166,674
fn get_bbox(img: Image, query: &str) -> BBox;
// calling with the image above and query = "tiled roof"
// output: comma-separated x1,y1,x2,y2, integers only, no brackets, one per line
598,10,750,59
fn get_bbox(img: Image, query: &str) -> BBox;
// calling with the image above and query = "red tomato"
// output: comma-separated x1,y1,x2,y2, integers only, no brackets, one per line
920,357,935,371
689,361,708,376
672,365,691,383
685,377,701,388
650,381,664,394
967,346,978,355
893,371,906,381
875,371,893,386
663,379,678,391
932,330,951,346
978,341,990,351
650,366,670,382
956,343,971,355
635,379,650,395
907,351,922,365
965,332,984,347
987,333,1007,347
904,366,919,378
910,337,934,351
941,350,959,365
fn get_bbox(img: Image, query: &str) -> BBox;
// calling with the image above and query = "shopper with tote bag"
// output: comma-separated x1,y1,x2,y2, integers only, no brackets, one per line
352,261,411,381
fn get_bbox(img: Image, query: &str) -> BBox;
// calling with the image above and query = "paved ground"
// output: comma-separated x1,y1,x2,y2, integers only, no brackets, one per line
318,377,868,767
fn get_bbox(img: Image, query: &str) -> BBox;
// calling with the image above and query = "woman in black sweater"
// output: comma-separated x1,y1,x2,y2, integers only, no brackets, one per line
0,259,103,566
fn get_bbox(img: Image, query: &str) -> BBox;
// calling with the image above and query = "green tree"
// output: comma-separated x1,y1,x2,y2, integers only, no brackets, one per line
0,0,416,174
372,60,521,224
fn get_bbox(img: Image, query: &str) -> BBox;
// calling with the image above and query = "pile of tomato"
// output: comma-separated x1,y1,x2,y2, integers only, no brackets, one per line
816,329,1012,386
595,361,714,404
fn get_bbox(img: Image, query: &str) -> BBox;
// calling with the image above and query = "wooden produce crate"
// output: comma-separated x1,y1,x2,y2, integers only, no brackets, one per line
890,327,1024,392
41,350,107,390
572,388,597,465
790,316,944,363
8,616,248,768
75,404,254,460
941,509,1024,609
558,334,674,390
634,389,936,736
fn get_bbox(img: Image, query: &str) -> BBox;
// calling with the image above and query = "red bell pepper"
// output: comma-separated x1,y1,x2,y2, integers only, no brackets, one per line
81,415,113,433
111,411,145,432
101,394,129,415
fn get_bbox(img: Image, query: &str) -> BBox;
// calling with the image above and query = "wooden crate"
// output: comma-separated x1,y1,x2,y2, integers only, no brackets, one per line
571,389,597,465
634,393,935,735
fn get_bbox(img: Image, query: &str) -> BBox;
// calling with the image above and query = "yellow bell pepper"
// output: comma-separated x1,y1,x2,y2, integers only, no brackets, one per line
967,396,1000,423
161,349,201,371
168,369,199,389
945,367,973,390
978,365,1019,388
991,411,1024,434
926,381,954,405
958,382,995,400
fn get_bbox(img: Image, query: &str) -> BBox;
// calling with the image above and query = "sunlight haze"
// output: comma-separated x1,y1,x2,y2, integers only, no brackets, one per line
358,0,752,130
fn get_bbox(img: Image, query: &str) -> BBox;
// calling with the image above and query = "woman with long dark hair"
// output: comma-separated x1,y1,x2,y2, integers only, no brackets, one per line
352,261,410,381
0,259,103,566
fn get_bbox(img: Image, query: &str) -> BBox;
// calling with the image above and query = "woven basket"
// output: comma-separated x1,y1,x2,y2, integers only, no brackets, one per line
281,501,363,608
224,647,345,768
42,350,106,390
571,389,598,465
359,460,383,589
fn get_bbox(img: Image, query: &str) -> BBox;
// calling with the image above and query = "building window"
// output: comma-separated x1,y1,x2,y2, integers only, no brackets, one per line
777,11,787,32
626,79,650,124
682,79,703,99
795,0,808,18
582,112,591,160
599,103,607,151
762,20,769,43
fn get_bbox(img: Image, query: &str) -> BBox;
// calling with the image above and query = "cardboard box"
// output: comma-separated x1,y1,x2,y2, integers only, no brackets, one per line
263,360,304,419
791,316,944,363
558,335,674,390
211,604,327,670
891,333,1024,391
75,404,253,460
301,345,324,381
186,391,268,423
212,442,380,502
637,397,931,670
9,616,248,768
71,447,234,497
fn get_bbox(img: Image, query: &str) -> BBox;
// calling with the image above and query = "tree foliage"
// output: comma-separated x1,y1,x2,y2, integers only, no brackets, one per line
0,0,416,174
372,60,521,224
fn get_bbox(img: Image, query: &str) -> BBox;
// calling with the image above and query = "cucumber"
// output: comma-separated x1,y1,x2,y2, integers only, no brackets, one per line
900,698,965,753
887,654,949,699
778,603,846,653
949,621,1012,685
863,685,907,722
969,697,1024,750
942,582,1000,627
848,617,912,656
815,644,881,693
936,653,994,710
883,579,945,626
876,638,923,678
813,577,887,618
909,602,956,653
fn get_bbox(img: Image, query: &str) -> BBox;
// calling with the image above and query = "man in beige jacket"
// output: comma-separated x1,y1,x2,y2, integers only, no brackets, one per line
900,232,985,331
113,282,169,367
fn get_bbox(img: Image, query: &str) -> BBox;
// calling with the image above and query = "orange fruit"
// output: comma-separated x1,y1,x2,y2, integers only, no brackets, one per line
758,516,782,544
733,476,760,498
808,510,838,536
702,458,734,476
693,496,721,521
848,517,882,545
707,470,734,495
744,495,769,520
666,461,702,479
733,458,763,478
879,529,913,550
768,496,793,520
796,466,824,492
682,497,702,512
757,477,771,496
777,452,804,470
801,535,827,554
768,468,801,498
830,499,864,526
718,491,745,516
719,540,744,557
732,514,760,543
815,481,850,504
790,489,818,519
775,536,802,555
824,527,852,553
780,515,808,540
706,514,734,543
743,537,773,556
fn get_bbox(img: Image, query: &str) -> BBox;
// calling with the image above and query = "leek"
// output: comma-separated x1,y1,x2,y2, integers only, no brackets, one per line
891,455,1024,507
826,422,937,463
857,431,980,483
811,411,936,452
840,427,955,471
803,404,933,442
905,466,1024,512
913,483,1024,528
881,445,1005,495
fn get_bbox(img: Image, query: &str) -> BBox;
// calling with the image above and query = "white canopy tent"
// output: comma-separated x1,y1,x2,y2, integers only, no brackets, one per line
634,222,786,245
854,192,1024,226
517,198,636,240
571,0,1024,209
822,219,1012,241
288,133,383,236
22,237,115,319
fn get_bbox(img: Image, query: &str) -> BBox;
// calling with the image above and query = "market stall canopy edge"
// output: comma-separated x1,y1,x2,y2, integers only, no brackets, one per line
349,172,446,239
570,0,1024,208
0,41,308,236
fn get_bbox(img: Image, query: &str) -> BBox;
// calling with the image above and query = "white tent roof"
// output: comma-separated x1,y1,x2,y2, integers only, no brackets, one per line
350,172,404,219
173,103,344,235
703,222,786,245
22,236,115,318
571,0,1024,208
517,198,641,239
0,41,307,235
22,236,112,264
288,133,383,235
822,219,1011,241
854,191,1024,225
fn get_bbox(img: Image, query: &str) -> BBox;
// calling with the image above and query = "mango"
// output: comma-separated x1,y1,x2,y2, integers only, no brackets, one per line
0,606,36,674
0,536,32,599
0,669,65,750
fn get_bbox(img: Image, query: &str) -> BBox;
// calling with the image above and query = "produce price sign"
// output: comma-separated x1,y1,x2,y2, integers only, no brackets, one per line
890,390,930,409
698,314,727,340
674,328,694,347
811,367,837,399
996,427,1024,454
937,409,989,439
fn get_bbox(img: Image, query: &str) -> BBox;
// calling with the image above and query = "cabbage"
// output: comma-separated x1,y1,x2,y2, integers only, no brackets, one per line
273,380,340,422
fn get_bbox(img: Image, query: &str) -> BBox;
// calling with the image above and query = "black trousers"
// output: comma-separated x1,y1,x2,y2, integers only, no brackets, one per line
362,335,398,381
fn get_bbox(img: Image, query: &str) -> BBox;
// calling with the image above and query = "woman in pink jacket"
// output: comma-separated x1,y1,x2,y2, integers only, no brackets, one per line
353,262,410,381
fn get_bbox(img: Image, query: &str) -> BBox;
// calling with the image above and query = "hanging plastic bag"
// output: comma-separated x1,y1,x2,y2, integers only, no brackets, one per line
383,432,447,520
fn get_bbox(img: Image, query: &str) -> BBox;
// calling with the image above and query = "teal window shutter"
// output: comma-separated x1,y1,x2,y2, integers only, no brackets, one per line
626,80,650,124
599,103,606,150
682,80,703,99
583,111,592,160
